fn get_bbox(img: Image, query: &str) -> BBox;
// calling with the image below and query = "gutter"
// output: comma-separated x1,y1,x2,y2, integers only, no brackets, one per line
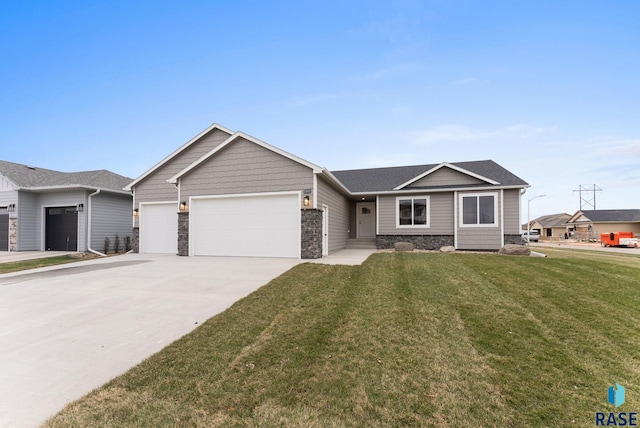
87,189,107,257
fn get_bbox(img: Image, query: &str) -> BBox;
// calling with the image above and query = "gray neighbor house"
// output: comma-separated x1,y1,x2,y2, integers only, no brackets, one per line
126,123,529,258
0,160,133,253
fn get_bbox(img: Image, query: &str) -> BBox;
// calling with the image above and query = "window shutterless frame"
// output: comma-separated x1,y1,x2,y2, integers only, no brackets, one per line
458,192,499,227
396,196,430,228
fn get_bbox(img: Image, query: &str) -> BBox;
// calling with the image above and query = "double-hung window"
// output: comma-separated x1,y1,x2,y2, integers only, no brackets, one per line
460,193,498,227
397,196,429,227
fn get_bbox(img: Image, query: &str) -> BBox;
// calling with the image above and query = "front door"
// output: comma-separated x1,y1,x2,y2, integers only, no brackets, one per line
357,202,375,238
322,204,329,256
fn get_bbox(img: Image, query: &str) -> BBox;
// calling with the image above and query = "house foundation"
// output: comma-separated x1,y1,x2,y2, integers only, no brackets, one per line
377,235,455,250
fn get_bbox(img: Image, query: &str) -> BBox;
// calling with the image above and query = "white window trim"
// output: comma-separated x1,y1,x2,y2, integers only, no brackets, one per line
396,196,430,228
458,192,499,228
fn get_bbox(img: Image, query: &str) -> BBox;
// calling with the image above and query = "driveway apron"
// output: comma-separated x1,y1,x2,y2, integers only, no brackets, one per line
0,253,301,427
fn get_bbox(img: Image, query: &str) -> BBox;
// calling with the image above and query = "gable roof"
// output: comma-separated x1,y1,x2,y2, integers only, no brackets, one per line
568,209,640,223
167,131,323,183
332,160,528,193
0,160,132,194
124,123,234,191
532,213,571,227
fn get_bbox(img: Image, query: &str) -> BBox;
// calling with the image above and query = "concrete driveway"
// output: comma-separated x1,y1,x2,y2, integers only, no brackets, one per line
0,254,302,427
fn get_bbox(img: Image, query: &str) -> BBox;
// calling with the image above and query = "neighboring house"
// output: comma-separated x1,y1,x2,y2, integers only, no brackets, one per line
528,213,571,239
566,209,640,239
0,160,133,253
125,123,529,258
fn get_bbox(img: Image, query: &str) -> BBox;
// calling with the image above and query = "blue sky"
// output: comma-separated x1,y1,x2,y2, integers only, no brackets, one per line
1,0,638,221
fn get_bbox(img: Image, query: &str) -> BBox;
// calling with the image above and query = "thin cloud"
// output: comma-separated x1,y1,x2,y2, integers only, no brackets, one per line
409,124,556,145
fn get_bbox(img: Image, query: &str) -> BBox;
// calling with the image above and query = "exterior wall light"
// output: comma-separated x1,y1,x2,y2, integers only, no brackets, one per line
6,204,15,213
303,196,310,207
180,201,188,211
133,208,139,217
77,203,84,212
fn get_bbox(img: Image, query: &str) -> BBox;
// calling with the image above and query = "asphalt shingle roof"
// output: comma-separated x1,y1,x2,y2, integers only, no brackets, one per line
578,209,640,223
533,213,572,227
0,160,132,193
332,160,528,193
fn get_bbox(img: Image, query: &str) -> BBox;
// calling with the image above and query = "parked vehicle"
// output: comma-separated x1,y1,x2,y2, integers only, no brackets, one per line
600,232,638,248
521,230,540,243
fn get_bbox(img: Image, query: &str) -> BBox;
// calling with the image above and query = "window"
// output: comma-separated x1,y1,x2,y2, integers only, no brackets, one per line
397,196,429,227
460,193,498,227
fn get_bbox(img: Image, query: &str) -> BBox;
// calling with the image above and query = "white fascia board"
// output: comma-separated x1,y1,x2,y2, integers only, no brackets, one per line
351,184,528,196
393,162,500,190
23,185,132,196
168,131,323,184
318,169,352,195
124,123,234,191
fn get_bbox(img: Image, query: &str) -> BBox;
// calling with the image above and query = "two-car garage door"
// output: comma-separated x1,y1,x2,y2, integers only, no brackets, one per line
191,193,300,258
140,194,300,258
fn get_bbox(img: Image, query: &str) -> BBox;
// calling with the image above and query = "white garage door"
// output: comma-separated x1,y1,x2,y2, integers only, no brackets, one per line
140,203,178,254
191,193,300,258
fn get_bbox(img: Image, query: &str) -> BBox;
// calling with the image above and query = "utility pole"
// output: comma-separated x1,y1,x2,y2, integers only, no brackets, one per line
573,184,602,210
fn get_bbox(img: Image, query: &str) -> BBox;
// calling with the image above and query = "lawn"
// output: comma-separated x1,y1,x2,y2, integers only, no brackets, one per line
45,249,640,427
0,255,82,274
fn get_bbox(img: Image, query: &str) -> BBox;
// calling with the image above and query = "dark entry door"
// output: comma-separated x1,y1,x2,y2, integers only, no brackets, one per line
46,207,78,251
0,214,8,251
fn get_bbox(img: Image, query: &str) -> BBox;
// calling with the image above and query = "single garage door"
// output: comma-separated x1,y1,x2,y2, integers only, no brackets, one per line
0,214,8,251
140,203,178,254
191,193,300,258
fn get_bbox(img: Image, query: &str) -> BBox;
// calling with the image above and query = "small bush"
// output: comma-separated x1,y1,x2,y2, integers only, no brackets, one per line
114,234,120,253
124,236,132,252
103,237,110,255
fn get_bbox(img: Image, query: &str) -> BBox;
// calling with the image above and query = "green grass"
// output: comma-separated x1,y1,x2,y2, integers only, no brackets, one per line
0,255,82,273
45,250,640,427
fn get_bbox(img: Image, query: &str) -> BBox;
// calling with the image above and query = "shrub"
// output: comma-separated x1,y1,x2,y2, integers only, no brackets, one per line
103,237,110,255
114,234,120,253
124,236,132,252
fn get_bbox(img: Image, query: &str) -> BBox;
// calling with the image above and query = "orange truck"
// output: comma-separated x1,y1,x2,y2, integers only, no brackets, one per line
600,232,639,248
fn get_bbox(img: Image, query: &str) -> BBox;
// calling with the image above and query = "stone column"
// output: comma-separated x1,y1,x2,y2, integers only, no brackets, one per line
178,212,189,256
301,209,323,259
132,227,139,253
9,218,17,252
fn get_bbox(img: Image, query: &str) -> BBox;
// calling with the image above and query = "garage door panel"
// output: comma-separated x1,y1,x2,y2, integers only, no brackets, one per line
140,203,178,254
191,194,300,258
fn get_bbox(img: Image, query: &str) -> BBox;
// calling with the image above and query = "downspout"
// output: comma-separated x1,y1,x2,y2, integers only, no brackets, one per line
87,189,107,256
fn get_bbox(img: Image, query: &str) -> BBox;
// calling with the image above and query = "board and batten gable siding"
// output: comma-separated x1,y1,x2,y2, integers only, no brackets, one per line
407,167,485,188
316,176,350,253
180,137,314,200
0,175,18,191
17,191,38,250
502,189,521,234
378,192,454,235
90,192,134,251
134,128,232,206
456,191,503,250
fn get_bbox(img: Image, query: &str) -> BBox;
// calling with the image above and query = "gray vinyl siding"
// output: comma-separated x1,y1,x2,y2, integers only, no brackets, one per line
90,192,134,251
503,189,521,234
456,191,502,250
17,191,38,250
378,193,454,235
0,190,17,208
180,137,314,200
407,168,484,188
317,176,350,253
133,128,231,225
